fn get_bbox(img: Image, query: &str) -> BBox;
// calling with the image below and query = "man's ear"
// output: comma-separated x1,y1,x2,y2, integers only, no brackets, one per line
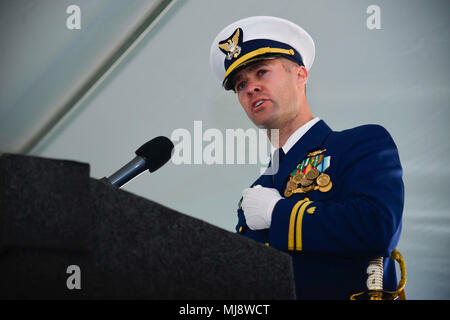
296,66,308,88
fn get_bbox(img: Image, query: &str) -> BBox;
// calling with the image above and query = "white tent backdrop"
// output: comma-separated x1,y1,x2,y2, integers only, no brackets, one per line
1,0,449,299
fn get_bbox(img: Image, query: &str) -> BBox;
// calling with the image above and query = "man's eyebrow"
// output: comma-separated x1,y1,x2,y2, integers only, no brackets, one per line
233,74,243,84
246,61,269,72
232,62,269,85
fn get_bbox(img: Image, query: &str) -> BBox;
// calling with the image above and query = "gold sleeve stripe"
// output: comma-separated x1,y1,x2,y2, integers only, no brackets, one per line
288,198,309,250
224,47,295,79
296,201,314,251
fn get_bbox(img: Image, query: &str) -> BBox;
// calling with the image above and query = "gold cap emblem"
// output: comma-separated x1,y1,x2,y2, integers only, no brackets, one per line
218,28,242,60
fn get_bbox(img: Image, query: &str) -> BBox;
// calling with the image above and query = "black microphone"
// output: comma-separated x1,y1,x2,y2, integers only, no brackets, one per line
102,136,174,188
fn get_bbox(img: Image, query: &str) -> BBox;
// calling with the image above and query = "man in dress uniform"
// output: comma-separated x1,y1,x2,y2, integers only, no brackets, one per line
209,16,404,299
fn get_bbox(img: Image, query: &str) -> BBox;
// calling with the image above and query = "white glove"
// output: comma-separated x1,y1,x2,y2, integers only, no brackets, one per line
241,185,284,230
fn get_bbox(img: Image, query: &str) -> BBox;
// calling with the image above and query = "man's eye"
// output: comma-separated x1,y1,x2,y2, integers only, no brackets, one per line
257,69,267,76
235,81,246,91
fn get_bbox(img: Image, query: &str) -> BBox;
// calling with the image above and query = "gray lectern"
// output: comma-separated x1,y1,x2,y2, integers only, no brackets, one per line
0,154,295,299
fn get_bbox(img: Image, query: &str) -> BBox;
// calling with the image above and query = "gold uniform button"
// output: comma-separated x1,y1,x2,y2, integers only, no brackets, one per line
239,226,243,232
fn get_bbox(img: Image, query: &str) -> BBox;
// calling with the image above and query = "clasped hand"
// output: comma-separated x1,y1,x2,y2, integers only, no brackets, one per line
241,185,284,230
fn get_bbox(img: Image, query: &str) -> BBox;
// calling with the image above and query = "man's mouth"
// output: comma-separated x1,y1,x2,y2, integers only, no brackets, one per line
252,99,267,110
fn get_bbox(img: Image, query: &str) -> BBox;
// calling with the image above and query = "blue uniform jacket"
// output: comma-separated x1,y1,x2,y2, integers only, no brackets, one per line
236,120,404,299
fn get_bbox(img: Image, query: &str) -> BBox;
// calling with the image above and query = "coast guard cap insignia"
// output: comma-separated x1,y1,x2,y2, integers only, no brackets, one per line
218,28,243,60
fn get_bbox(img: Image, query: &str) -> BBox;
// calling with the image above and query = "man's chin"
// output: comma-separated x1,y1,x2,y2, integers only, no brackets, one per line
251,119,269,129
251,117,278,130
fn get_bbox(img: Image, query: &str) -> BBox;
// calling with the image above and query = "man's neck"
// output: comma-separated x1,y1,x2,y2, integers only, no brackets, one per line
267,93,313,148
268,113,314,148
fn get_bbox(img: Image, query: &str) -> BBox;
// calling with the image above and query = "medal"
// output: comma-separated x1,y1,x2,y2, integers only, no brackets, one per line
316,173,330,187
293,172,303,183
292,188,306,194
284,150,333,197
306,167,320,180
318,181,332,192
302,184,315,193
300,175,313,187
286,180,298,191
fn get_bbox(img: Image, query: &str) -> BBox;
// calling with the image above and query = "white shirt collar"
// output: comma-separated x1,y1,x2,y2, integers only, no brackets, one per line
271,117,320,156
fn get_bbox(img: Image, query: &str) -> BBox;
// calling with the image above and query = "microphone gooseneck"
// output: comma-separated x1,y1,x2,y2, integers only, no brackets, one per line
103,136,174,188
107,156,147,187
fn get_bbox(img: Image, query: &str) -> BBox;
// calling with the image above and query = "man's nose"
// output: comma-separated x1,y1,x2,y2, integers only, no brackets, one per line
246,80,262,95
